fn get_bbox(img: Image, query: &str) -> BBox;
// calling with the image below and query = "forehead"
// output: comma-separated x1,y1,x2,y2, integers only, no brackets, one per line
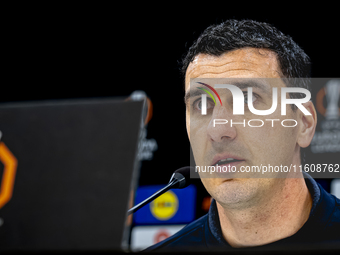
185,48,282,91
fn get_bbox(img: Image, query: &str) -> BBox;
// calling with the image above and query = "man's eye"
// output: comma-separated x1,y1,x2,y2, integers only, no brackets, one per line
193,98,215,111
243,92,257,104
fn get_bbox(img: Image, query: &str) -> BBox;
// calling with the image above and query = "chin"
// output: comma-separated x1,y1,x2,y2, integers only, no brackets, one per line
213,180,258,207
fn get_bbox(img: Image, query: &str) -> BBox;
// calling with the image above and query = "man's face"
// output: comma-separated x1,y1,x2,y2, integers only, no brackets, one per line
185,48,303,208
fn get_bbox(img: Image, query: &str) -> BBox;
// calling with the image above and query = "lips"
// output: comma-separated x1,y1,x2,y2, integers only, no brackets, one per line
211,153,245,166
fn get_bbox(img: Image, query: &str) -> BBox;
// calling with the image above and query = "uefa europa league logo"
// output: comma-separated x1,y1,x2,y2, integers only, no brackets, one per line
325,80,340,120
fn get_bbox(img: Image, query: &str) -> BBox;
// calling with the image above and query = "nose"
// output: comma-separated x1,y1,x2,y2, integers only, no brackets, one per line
207,105,237,142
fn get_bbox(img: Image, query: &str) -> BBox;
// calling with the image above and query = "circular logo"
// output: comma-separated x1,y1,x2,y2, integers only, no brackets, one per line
316,81,340,118
154,229,170,244
150,191,178,220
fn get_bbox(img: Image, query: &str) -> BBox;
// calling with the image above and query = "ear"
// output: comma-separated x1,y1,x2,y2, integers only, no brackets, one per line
297,101,317,148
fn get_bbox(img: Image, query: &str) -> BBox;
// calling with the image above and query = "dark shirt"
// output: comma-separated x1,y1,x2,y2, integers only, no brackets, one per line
144,174,340,252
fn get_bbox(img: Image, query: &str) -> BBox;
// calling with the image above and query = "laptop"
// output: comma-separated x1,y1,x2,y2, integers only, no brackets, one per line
0,98,144,252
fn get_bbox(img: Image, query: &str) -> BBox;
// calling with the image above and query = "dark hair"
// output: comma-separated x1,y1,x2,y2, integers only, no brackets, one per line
181,19,311,93
181,19,311,163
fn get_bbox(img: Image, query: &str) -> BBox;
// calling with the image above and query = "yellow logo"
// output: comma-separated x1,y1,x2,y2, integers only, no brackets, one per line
150,191,178,220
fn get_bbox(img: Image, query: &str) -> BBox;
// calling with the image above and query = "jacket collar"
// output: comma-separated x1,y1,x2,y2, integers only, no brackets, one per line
207,173,334,245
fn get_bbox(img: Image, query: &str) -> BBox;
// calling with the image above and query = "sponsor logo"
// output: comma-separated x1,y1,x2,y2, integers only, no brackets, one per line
0,132,18,209
150,191,178,220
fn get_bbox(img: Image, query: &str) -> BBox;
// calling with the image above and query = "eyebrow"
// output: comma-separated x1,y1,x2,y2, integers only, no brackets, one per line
184,80,271,105
184,88,206,105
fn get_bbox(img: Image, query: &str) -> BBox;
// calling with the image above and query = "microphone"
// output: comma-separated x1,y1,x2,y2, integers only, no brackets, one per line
127,166,192,215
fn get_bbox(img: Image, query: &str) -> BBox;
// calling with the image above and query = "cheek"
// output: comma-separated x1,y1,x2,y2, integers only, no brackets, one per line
241,125,272,157
241,115,299,164
190,127,207,165
188,114,212,164
199,178,220,197
186,110,190,140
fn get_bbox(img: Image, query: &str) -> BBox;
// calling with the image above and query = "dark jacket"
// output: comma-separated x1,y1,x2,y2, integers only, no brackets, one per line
144,174,340,252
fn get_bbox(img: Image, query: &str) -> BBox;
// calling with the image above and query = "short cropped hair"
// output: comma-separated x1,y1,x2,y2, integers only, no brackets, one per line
181,19,311,93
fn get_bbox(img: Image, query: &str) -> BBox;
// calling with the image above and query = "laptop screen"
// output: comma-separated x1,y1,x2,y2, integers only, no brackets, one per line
0,98,144,251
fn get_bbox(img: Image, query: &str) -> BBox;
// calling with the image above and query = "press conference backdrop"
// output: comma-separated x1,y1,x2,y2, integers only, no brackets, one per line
0,86,338,251
2,10,340,252
129,78,340,251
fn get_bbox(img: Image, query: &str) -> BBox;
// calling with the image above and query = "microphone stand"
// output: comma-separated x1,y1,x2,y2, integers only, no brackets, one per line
127,179,179,215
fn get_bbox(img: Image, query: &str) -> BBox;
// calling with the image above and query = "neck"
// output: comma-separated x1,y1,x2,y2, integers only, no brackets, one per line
216,173,313,248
